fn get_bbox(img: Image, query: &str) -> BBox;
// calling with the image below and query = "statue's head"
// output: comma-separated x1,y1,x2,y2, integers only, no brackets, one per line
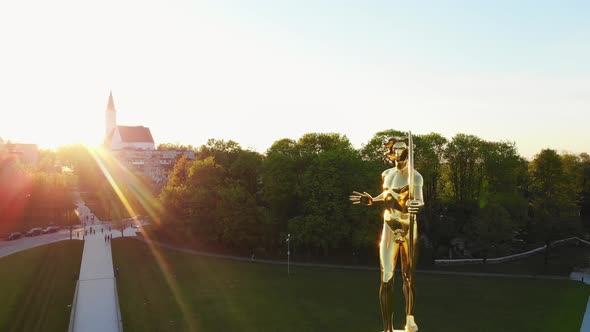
384,137,409,163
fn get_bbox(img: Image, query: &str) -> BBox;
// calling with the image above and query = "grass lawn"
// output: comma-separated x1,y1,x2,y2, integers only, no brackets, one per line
113,238,589,332
0,240,83,332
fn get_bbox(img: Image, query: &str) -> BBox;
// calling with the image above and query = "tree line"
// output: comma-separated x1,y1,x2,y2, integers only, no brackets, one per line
156,132,590,263
11,132,586,264
0,148,78,235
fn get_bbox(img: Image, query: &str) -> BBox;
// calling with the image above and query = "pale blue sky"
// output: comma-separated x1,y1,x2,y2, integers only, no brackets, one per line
0,0,588,159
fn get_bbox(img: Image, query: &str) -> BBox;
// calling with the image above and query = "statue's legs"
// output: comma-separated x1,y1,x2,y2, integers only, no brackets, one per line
379,279,394,332
380,224,400,332
400,242,414,316
400,222,418,331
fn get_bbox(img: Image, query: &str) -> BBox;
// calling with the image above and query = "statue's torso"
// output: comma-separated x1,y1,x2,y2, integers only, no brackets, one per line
382,167,410,230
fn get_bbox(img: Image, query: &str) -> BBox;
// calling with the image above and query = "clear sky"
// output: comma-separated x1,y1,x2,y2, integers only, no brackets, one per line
0,0,588,159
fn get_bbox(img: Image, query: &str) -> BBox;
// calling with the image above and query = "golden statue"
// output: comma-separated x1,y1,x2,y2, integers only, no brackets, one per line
350,133,424,332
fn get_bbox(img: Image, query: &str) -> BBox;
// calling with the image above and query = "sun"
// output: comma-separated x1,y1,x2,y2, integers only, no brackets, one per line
26,122,105,150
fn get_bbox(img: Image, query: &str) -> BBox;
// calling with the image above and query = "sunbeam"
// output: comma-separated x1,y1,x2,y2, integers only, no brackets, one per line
86,146,199,331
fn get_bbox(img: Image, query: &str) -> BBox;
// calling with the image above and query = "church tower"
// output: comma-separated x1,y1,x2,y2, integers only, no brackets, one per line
105,91,117,138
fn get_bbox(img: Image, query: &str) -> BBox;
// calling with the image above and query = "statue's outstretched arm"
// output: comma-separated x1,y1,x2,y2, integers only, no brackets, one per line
350,191,385,206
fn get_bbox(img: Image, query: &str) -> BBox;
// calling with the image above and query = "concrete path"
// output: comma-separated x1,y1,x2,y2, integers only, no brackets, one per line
70,229,121,332
69,195,125,332
581,295,590,332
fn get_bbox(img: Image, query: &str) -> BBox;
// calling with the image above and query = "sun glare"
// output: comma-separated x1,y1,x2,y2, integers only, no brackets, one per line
85,146,198,330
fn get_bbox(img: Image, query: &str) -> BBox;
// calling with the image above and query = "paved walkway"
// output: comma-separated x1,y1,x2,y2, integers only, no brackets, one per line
69,196,125,332
70,229,121,332
582,295,590,332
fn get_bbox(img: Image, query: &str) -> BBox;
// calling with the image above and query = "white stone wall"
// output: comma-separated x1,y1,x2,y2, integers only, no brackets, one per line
111,141,155,150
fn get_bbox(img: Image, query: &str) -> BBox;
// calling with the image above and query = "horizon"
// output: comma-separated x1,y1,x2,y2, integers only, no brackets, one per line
1,121,586,162
1,1,589,160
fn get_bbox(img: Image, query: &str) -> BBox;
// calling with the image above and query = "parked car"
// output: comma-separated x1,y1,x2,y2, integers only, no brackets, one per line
42,226,60,234
25,228,43,237
7,232,22,240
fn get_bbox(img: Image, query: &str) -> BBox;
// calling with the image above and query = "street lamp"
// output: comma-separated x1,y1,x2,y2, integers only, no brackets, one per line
287,233,291,277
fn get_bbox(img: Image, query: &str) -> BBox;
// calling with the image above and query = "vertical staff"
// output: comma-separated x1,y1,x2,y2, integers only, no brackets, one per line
287,233,291,276
407,131,415,272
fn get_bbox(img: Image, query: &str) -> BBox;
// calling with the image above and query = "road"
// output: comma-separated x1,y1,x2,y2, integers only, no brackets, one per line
0,227,84,258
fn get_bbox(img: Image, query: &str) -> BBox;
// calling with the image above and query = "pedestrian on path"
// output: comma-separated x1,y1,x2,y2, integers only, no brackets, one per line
105,234,107,243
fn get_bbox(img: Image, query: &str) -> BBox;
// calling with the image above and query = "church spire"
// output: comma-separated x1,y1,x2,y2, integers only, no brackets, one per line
106,90,116,112
105,91,117,138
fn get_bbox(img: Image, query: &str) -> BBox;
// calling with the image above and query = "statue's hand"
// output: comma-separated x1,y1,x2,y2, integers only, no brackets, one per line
350,191,373,206
407,200,424,214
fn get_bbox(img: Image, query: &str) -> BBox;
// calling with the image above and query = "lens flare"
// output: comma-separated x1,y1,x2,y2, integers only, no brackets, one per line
87,146,199,331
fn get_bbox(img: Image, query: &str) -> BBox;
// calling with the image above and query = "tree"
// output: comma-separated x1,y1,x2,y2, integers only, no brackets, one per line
157,143,196,151
472,204,514,259
57,144,111,196
443,134,485,205
165,155,191,189
288,133,365,256
413,133,447,251
228,149,263,196
0,151,30,234
528,149,570,264
216,180,261,249
196,139,242,170
297,133,353,157
262,139,302,236
479,141,528,237
580,153,590,232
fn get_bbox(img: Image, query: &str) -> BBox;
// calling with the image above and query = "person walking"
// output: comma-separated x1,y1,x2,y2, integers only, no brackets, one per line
105,234,107,243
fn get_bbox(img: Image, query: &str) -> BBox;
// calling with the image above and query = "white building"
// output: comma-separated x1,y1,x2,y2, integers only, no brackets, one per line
103,92,194,187
104,92,156,150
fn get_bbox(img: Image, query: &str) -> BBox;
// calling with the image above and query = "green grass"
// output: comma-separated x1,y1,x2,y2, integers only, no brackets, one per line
0,240,84,332
112,238,589,332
